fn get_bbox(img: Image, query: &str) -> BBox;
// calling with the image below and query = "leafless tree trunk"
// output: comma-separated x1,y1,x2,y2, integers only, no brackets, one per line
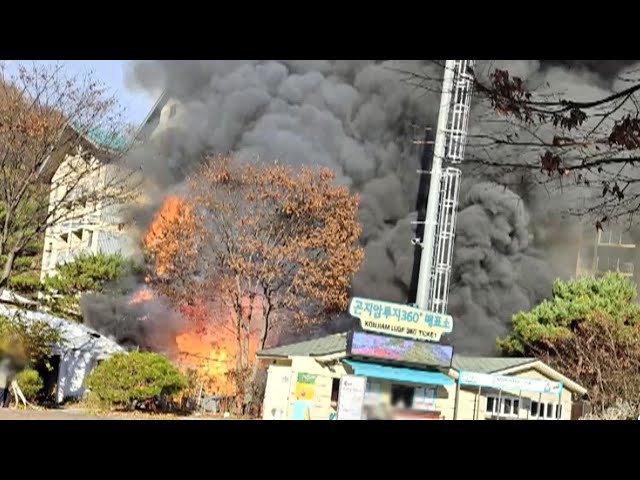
0,61,138,288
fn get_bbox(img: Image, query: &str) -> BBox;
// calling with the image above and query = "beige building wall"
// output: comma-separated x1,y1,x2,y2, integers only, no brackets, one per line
41,150,142,280
261,356,347,420
288,356,348,421
262,363,293,420
260,356,583,420
454,368,575,420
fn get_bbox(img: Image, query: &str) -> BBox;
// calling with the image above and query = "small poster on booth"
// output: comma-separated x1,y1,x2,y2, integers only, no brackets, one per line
337,375,367,420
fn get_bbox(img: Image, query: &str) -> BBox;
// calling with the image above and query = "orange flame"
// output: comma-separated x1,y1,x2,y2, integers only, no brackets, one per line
144,196,194,276
129,287,154,305
141,196,261,398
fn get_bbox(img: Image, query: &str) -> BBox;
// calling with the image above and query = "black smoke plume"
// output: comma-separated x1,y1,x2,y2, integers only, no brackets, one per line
87,60,638,354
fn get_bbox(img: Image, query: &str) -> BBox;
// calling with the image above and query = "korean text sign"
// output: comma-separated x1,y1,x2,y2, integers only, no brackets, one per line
349,297,453,342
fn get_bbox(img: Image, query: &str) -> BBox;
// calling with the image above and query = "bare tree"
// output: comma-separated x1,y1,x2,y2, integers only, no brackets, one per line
143,156,364,410
0,61,140,287
399,60,640,228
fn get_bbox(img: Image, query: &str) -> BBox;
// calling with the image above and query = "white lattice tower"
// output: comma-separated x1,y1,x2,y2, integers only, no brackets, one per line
415,60,475,314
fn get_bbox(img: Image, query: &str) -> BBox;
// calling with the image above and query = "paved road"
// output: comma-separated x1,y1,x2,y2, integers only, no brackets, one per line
0,408,202,420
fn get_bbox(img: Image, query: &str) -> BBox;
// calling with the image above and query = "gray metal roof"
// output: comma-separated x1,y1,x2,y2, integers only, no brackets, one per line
258,333,349,358
0,304,124,358
451,356,536,373
257,333,535,373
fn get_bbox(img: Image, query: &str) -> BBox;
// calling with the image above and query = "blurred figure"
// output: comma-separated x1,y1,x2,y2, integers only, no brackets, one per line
0,357,11,408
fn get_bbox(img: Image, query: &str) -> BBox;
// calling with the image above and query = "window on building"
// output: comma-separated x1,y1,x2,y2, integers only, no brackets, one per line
118,223,125,231
486,396,494,413
391,385,414,409
530,401,562,419
504,399,512,415
364,381,382,406
485,395,520,418
85,229,93,247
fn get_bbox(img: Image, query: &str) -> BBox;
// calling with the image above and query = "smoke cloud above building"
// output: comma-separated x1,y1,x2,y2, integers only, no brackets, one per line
116,60,636,354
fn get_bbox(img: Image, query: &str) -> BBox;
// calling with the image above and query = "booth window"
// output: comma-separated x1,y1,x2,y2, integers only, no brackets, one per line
365,381,382,406
530,401,562,419
485,395,520,418
391,385,414,408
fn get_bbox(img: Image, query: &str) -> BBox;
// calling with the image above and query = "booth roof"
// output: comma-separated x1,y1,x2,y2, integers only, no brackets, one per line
258,333,349,358
257,332,536,372
451,356,536,374
343,360,454,386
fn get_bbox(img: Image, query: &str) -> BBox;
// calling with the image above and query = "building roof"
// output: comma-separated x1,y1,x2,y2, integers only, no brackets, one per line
82,127,129,152
0,303,125,359
344,360,454,386
256,333,586,395
258,332,349,358
451,356,537,374
257,333,534,371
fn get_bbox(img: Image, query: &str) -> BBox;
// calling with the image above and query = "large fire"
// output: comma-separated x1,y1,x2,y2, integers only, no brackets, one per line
143,195,195,276
135,195,260,398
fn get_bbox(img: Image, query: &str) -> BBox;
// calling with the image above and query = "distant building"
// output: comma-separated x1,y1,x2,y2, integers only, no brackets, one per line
137,92,178,140
40,129,141,281
575,227,636,279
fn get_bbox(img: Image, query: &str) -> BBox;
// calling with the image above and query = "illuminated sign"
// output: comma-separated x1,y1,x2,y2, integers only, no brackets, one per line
348,331,454,369
458,371,562,395
348,297,453,342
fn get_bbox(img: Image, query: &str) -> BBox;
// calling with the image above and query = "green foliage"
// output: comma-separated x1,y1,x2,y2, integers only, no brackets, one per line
15,368,44,401
45,253,133,294
42,253,136,319
2,234,44,298
0,314,62,369
14,256,35,270
499,273,640,354
85,352,187,410
7,272,41,293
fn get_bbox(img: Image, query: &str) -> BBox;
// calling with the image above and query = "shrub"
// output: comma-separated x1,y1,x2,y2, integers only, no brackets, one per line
85,352,186,411
42,253,140,320
0,314,62,369
15,368,44,402
499,273,640,414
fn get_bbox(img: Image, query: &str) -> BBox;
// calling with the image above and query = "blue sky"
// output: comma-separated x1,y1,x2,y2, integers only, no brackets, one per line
4,60,158,126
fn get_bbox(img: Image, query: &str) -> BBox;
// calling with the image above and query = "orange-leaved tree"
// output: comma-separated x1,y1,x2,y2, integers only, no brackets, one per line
143,156,364,409
187,155,364,352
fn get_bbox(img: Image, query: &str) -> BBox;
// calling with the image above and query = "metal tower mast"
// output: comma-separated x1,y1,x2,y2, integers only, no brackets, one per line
415,60,475,314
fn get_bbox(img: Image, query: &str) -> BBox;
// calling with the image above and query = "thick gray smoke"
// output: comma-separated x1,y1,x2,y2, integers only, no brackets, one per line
103,60,638,355
80,292,184,352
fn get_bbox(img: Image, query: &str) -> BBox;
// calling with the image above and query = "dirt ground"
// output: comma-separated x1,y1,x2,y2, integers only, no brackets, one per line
0,408,224,420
